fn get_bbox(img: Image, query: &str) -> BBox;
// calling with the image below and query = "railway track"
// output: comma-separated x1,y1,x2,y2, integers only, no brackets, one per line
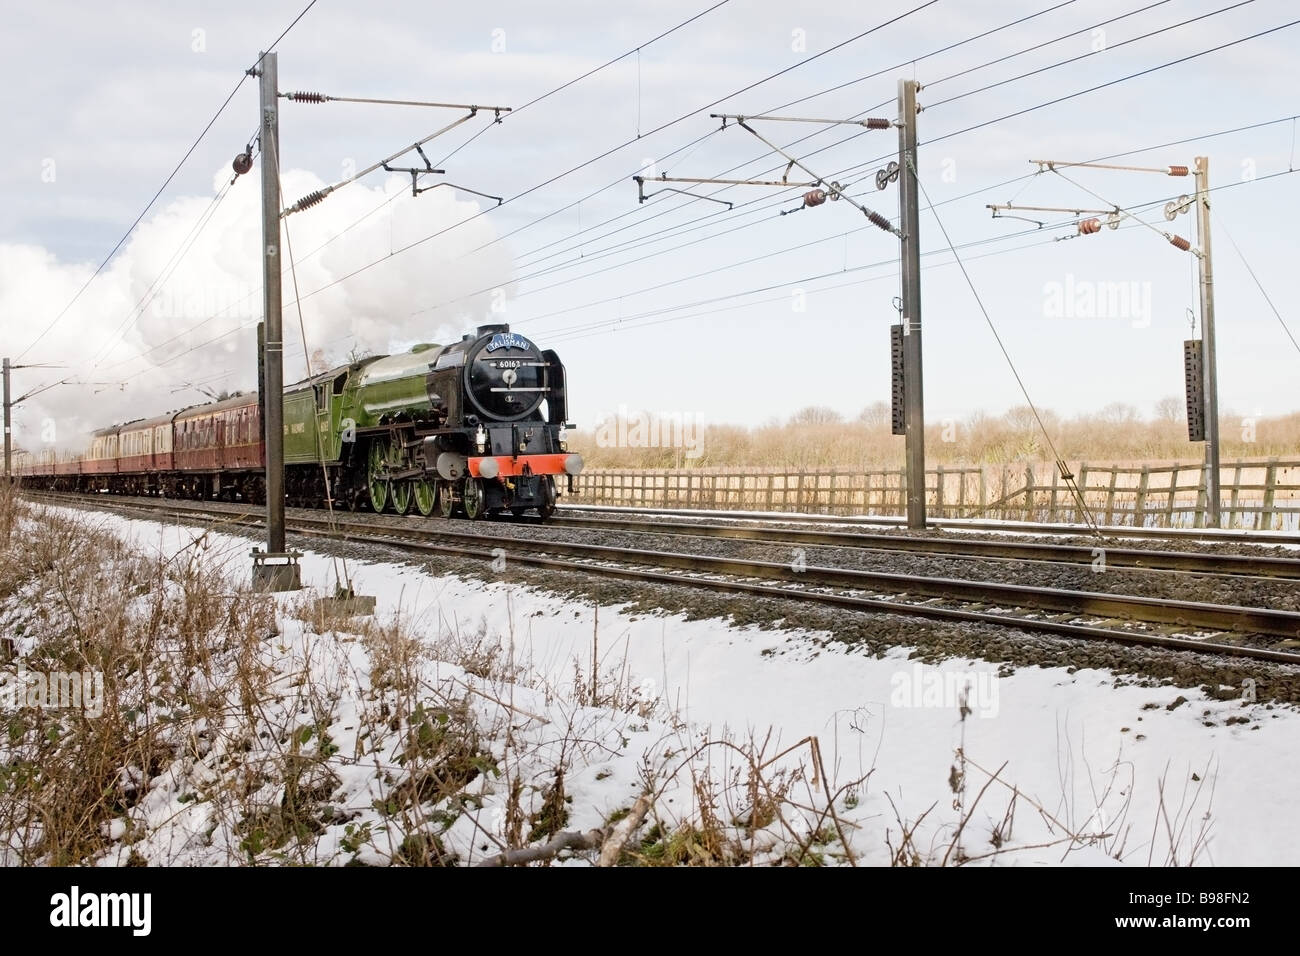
559,503,1300,547
24,490,1300,666
547,512,1300,581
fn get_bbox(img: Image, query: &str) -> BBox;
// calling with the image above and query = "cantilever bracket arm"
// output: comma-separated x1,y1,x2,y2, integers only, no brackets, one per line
726,119,899,235
282,112,480,217
413,181,503,205
632,176,734,208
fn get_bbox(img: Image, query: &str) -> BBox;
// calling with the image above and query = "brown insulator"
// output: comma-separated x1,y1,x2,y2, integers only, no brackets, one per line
292,190,327,212
867,210,893,232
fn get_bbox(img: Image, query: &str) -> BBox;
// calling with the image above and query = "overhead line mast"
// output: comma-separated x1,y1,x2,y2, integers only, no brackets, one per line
248,51,298,592
237,53,513,590
989,156,1222,527
629,80,930,528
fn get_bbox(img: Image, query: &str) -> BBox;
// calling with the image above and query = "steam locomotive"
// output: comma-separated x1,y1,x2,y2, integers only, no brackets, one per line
14,323,582,520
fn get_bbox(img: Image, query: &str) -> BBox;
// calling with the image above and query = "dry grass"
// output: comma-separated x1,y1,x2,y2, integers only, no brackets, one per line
0,493,491,866
0,493,278,864
0,492,865,866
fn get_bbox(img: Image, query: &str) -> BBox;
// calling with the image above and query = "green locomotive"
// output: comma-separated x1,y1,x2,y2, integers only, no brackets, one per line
17,323,578,519
281,323,582,518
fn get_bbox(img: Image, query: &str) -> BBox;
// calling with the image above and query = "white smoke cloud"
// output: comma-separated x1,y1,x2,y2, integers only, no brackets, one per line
1,165,516,454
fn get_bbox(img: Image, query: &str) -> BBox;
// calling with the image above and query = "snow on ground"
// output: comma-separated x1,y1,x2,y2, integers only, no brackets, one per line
41,504,1300,866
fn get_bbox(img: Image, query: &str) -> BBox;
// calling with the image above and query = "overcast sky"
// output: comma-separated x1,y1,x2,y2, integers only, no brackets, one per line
2,0,1297,449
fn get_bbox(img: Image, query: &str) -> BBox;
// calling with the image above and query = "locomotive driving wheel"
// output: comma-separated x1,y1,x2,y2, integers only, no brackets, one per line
412,478,438,517
390,478,413,516
366,441,389,513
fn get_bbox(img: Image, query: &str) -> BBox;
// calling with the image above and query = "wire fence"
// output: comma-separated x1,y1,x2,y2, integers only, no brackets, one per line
568,458,1300,530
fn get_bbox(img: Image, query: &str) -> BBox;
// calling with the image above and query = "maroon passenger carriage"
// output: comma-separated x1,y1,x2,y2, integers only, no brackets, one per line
16,394,265,501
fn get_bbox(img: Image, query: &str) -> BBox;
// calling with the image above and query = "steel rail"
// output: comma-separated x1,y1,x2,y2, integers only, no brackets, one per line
558,504,1300,546
545,514,1300,578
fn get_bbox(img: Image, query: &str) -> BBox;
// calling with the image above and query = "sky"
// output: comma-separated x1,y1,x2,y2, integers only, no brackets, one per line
1,0,1297,451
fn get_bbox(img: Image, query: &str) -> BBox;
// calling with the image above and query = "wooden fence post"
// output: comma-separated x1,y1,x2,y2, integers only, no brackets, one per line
1105,466,1118,526
1194,467,1207,528
1165,467,1178,528
1227,459,1242,528
1263,458,1278,530
1134,465,1150,527
1077,464,1089,525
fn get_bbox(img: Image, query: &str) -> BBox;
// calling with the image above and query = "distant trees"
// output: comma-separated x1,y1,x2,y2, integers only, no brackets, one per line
789,406,843,426
1003,405,1039,432
1099,401,1140,425
1154,395,1183,423
569,401,1298,469
857,401,892,428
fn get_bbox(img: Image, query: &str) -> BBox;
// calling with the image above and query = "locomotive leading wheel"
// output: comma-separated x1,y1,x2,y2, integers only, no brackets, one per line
462,478,485,520
413,478,437,517
538,476,557,521
438,480,457,518
366,442,389,513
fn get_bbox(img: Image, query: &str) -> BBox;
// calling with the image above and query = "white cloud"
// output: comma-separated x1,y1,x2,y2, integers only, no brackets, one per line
3,164,516,451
